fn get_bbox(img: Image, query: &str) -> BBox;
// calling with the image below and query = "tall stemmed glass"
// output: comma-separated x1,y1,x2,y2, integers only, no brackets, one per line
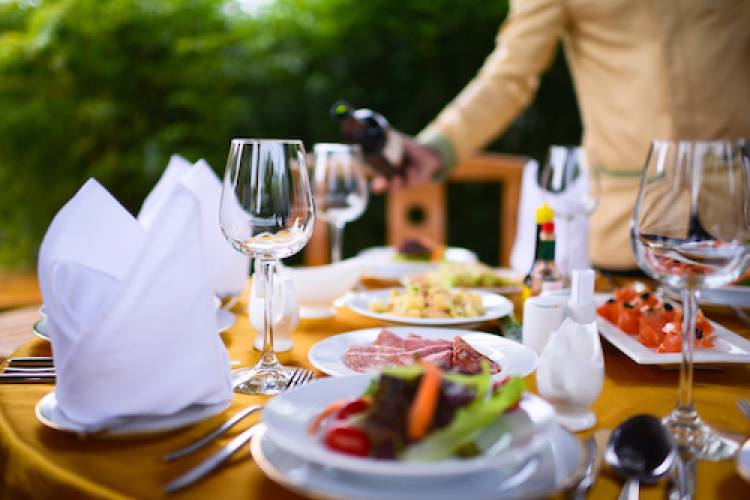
632,139,750,459
220,139,315,394
539,145,600,274
313,143,368,262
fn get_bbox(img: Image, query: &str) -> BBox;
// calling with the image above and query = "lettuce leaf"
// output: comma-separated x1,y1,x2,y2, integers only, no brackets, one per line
399,376,524,462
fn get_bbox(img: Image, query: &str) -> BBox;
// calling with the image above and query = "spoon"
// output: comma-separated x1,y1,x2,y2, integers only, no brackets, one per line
605,414,676,500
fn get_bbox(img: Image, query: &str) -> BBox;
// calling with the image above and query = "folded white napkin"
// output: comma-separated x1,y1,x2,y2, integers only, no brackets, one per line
38,179,232,428
510,160,591,277
138,155,249,297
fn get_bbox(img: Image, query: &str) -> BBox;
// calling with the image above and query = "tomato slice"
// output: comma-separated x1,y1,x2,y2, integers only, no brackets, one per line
616,303,640,335
323,423,371,457
597,299,618,323
638,311,665,348
336,398,370,420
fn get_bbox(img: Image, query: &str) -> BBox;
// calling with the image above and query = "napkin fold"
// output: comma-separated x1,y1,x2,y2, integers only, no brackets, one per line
38,179,232,428
510,160,591,276
139,155,249,297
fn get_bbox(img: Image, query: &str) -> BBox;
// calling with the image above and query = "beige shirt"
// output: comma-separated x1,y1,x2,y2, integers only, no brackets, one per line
419,0,750,269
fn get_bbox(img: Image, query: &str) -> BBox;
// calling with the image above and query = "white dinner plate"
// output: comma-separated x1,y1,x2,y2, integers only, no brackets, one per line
594,294,750,366
261,374,556,478
32,305,236,342
358,246,478,281
308,327,537,378
35,392,228,438
252,422,583,500
347,288,513,329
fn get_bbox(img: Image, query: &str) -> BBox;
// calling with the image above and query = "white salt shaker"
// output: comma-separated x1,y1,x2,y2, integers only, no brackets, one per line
250,272,299,352
536,269,603,432
522,295,566,354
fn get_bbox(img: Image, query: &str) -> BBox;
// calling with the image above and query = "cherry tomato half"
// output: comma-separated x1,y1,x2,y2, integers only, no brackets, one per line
323,423,371,457
336,398,370,420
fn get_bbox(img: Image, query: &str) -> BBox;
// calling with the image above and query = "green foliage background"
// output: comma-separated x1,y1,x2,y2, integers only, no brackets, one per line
0,0,581,268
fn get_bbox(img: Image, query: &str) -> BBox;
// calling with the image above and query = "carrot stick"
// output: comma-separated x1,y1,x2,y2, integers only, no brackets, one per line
308,400,345,435
407,362,442,440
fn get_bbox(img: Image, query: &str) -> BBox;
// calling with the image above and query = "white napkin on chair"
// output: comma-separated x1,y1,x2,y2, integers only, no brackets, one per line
138,155,249,297
510,160,591,277
38,179,232,428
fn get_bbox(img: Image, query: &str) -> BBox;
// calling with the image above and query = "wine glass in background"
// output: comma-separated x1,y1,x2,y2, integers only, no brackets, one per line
220,139,315,394
313,143,369,262
632,139,750,459
538,145,599,275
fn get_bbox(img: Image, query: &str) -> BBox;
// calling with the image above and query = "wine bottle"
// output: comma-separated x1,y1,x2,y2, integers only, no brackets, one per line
523,202,554,289
530,221,564,296
330,100,404,178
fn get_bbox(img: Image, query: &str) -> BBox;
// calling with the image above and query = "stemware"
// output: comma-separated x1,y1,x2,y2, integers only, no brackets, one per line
312,143,368,262
538,145,599,275
632,139,750,459
220,139,315,394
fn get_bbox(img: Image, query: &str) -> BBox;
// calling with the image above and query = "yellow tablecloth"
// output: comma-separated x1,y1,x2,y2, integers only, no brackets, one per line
1,290,749,499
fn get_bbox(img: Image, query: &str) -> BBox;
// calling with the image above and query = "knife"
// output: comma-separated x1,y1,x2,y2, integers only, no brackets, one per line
164,424,259,494
7,357,54,368
0,372,56,383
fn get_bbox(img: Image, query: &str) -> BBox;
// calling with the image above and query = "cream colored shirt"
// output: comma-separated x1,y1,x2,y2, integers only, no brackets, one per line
419,0,750,269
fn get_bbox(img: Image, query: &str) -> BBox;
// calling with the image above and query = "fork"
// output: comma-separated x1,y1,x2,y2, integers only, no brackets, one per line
164,367,315,494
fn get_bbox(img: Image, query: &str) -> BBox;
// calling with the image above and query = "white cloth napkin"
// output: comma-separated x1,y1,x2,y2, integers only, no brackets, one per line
38,179,232,428
138,155,249,297
510,160,591,277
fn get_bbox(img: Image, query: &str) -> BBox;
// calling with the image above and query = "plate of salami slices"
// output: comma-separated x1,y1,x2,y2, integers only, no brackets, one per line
308,327,538,379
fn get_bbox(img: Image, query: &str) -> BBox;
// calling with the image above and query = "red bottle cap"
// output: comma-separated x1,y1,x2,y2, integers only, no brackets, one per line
542,221,555,233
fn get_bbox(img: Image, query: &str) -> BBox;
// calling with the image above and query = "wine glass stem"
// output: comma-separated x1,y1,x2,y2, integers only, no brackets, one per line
259,258,278,368
331,221,345,263
676,288,697,418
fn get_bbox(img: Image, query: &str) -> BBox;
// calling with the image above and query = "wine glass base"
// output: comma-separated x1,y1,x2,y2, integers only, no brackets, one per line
663,410,740,461
231,364,291,395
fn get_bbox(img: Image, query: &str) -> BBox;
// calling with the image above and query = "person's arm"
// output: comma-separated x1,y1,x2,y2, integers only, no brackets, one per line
415,0,566,181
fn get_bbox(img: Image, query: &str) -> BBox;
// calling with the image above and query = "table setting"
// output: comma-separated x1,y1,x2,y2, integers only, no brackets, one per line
0,138,748,500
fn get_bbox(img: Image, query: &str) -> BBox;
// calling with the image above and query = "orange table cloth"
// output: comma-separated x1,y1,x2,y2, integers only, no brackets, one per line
1,292,749,499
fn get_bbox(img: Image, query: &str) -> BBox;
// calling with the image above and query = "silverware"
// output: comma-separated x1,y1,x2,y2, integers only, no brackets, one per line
571,436,598,500
0,372,56,383
4,366,56,373
7,357,54,367
606,415,676,500
738,399,750,421
163,405,263,462
163,367,315,494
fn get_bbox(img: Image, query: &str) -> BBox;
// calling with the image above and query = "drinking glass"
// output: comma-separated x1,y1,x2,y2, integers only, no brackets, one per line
632,139,750,459
220,139,315,394
313,143,368,262
539,145,599,275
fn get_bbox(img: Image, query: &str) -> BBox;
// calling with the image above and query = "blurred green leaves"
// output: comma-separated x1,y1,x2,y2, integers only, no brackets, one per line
0,0,579,267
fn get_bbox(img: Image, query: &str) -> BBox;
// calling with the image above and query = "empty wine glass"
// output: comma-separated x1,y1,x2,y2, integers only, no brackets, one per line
632,139,750,459
538,146,599,275
220,139,315,394
313,143,368,262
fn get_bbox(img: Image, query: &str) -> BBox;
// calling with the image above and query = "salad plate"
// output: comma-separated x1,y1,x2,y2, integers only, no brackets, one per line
358,246,478,281
401,266,523,295
308,327,537,378
594,294,750,366
252,423,583,500
346,289,513,329
261,374,556,478
35,392,228,438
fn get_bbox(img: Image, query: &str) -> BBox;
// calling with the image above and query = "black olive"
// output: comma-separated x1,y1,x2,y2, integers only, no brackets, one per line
607,298,616,304
695,327,703,340
664,303,674,312
623,302,634,309
640,292,650,300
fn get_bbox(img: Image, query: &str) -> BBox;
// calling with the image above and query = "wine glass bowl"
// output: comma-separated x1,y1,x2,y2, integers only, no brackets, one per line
220,139,315,394
312,143,369,262
632,139,750,459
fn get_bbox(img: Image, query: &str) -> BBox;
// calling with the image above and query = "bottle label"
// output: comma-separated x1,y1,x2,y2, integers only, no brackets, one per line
383,129,404,166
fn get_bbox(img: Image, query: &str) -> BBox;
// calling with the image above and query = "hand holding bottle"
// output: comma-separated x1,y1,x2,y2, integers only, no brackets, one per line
370,133,442,193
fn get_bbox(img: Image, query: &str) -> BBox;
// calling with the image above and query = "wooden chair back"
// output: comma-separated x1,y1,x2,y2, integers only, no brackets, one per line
304,153,527,266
